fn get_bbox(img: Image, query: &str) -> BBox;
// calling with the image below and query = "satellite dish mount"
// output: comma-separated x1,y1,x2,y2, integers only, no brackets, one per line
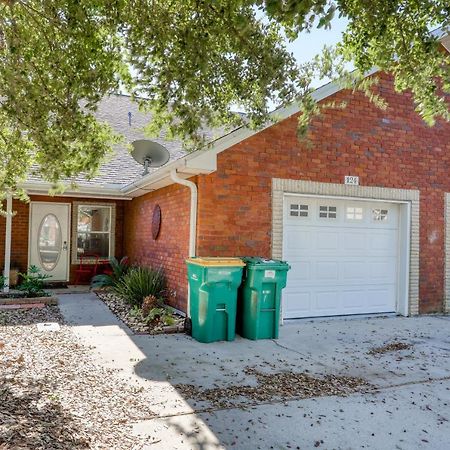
142,156,152,175
131,140,170,176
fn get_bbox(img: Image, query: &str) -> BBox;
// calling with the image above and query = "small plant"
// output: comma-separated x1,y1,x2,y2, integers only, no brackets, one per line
148,306,176,326
141,294,162,316
131,304,176,327
114,266,165,307
18,265,51,298
91,256,130,289
0,275,5,289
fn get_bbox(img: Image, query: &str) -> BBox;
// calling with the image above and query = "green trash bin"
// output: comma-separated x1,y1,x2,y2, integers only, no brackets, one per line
238,257,290,340
186,257,245,343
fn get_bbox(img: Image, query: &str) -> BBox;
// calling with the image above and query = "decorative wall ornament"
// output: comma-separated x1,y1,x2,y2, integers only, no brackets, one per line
152,205,162,240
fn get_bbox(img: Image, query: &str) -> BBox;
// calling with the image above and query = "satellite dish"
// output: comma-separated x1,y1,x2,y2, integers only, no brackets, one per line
131,140,170,175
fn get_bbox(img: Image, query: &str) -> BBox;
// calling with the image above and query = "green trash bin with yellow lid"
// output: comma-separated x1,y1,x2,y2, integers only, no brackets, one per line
186,257,245,343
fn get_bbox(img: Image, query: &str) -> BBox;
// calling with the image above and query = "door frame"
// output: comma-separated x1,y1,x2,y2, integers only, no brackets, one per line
28,201,72,282
281,193,410,319
272,179,420,318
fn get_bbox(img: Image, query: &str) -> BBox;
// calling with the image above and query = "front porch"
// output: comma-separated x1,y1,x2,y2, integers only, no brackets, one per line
1,195,125,293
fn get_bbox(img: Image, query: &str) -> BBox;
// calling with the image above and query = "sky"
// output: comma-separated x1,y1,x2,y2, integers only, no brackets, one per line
285,15,349,87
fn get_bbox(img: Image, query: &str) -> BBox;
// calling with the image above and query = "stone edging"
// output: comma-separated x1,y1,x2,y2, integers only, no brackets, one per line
0,296,58,306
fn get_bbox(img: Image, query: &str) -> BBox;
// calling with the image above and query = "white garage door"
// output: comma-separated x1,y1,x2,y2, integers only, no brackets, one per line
282,196,399,319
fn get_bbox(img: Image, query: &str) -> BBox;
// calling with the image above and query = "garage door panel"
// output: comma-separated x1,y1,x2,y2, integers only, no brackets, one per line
316,291,341,311
283,196,399,319
284,228,312,251
341,261,367,281
366,287,396,308
341,289,369,309
284,291,312,316
288,261,310,281
342,232,366,252
315,261,339,280
370,260,397,282
316,231,339,250
369,231,398,253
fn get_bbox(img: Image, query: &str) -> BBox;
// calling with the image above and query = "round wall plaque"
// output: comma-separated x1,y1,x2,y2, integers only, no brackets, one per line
152,205,162,240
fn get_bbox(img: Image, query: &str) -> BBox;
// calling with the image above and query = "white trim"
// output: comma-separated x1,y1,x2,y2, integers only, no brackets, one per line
22,182,133,200
2,194,13,293
169,169,198,318
28,201,71,282
272,179,420,317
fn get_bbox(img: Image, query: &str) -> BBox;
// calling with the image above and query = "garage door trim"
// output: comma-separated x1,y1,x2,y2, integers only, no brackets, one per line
272,179,420,317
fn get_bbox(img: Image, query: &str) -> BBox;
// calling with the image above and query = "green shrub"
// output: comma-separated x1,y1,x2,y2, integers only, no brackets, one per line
114,266,165,307
91,256,130,289
18,265,51,297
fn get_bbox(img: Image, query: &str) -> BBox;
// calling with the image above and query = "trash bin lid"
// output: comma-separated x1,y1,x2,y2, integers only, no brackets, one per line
186,257,245,267
242,257,290,269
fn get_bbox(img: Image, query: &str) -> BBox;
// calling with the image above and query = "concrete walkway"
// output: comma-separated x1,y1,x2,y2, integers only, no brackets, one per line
59,293,450,449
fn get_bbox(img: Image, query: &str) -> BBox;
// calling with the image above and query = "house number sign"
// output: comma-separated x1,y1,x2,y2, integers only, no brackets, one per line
344,175,359,185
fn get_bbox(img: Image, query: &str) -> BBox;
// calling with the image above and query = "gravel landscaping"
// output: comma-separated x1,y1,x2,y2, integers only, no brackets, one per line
96,291,185,335
0,306,156,449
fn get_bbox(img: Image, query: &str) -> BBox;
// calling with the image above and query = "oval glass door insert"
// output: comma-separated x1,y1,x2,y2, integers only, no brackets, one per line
38,214,62,271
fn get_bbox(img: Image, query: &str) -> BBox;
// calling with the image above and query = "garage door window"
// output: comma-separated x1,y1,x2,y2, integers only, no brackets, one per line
319,205,337,219
290,204,309,217
372,208,389,222
346,206,363,220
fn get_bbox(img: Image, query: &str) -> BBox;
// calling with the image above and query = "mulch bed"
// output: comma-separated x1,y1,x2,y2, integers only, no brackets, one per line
95,290,185,335
176,366,372,409
0,306,156,449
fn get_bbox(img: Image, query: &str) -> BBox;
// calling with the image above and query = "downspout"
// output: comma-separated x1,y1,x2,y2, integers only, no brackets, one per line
169,169,197,317
3,194,12,293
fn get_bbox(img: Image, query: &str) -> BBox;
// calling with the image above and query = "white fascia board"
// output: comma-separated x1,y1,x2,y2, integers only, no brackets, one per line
21,181,133,200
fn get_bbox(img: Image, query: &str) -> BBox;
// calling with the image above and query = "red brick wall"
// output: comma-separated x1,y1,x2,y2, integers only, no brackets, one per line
196,73,450,314
0,196,125,283
123,183,191,311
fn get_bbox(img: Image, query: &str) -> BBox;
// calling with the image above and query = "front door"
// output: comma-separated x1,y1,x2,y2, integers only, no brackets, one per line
29,202,70,282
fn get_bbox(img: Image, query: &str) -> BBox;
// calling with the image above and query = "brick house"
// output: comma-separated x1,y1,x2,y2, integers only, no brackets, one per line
2,44,450,318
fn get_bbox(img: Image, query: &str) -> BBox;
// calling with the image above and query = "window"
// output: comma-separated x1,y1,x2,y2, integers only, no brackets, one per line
319,205,337,219
76,205,112,260
346,206,363,220
290,203,308,217
38,214,62,271
373,208,389,222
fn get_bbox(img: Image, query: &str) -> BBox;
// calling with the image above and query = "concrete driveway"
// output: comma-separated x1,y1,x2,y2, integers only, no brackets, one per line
59,293,450,450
